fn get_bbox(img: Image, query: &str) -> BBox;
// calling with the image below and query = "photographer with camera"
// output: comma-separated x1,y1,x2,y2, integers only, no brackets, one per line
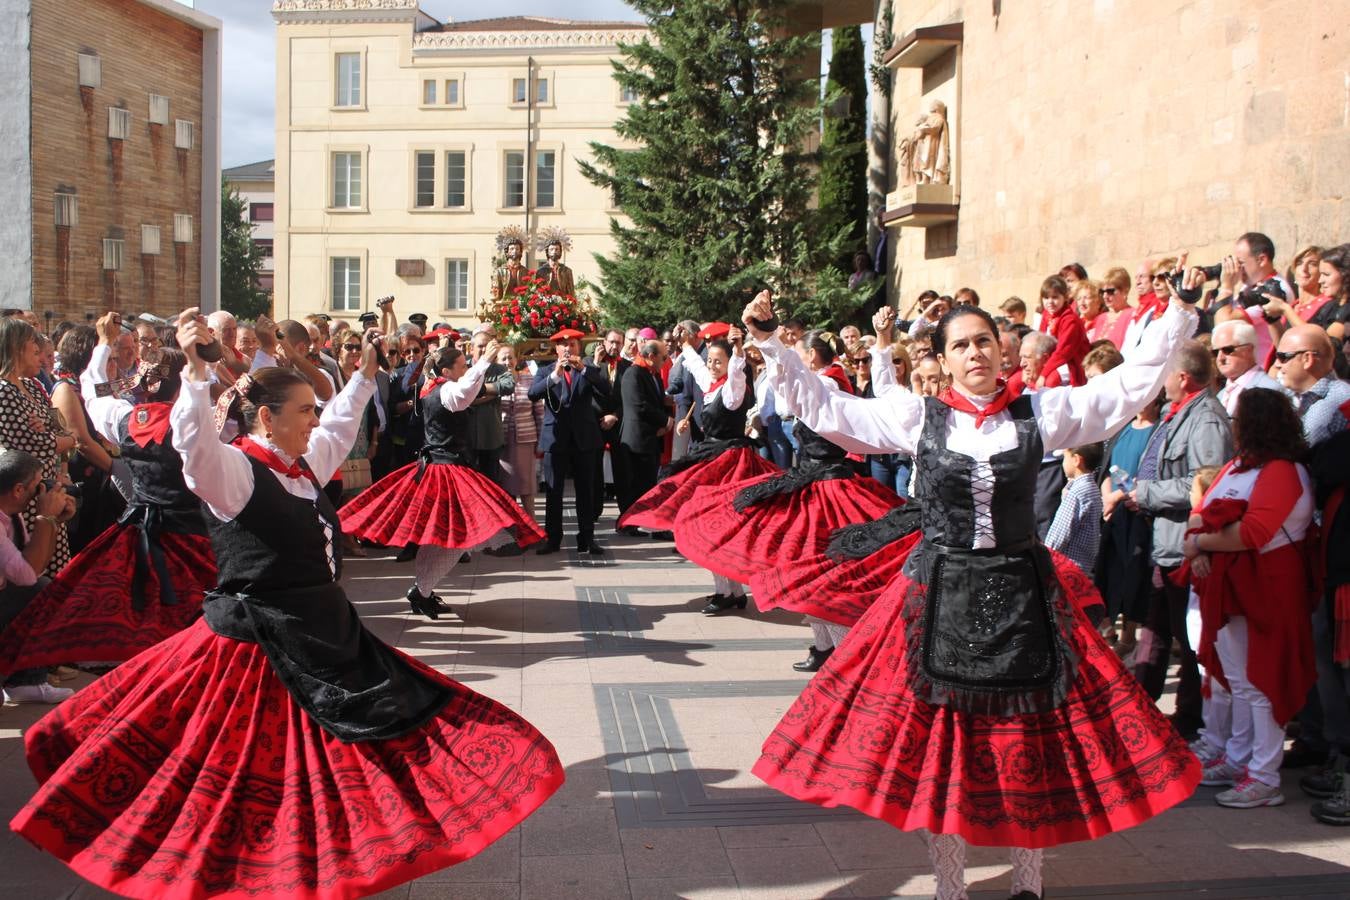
1209,233,1293,356
0,449,76,703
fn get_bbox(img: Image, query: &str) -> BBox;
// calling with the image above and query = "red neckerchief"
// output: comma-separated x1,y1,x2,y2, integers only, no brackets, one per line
632,356,657,372
708,374,728,394
233,436,318,486
1339,398,1350,420
1131,291,1160,323
419,376,446,399
1165,389,1204,422
819,363,854,395
127,403,173,448
938,384,1015,427
1040,302,1070,335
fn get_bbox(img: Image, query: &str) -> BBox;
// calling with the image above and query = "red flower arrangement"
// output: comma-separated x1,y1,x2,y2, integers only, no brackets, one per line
477,270,600,342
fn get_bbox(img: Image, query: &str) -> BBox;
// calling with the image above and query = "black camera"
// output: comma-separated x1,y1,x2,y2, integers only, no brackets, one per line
1241,276,1284,307
40,478,81,499
1197,263,1223,281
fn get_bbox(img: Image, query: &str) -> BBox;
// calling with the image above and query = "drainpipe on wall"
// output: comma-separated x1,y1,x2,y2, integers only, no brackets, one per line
526,55,535,267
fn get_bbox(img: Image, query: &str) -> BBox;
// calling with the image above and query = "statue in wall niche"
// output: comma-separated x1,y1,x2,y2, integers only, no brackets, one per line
899,99,951,186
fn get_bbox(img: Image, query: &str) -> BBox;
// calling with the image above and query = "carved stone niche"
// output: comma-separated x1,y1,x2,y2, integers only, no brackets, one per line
882,23,962,229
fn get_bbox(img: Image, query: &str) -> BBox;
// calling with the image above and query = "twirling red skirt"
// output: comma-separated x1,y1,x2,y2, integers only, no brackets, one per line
340,462,544,549
618,446,778,533
0,523,215,674
11,618,564,899
753,543,1200,848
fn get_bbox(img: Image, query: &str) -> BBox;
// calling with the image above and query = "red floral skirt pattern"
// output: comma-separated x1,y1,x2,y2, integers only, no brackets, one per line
0,523,215,674
340,462,545,550
673,474,901,584
752,530,922,626
618,447,778,533
753,546,1200,848
11,619,564,900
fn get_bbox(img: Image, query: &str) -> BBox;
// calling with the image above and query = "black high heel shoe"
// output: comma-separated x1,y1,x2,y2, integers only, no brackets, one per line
791,646,833,672
405,586,440,620
702,594,748,615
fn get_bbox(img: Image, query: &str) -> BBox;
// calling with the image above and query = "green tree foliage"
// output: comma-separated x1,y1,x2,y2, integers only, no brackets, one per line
219,178,269,320
818,25,869,273
581,0,866,330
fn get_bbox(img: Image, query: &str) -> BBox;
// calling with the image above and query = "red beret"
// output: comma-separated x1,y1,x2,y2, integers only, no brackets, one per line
699,322,732,340
550,328,585,342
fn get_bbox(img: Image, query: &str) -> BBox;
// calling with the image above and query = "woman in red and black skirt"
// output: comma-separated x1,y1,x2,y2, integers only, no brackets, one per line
673,327,901,670
0,312,214,675
10,309,563,899
341,341,545,618
739,285,1202,900
618,323,777,608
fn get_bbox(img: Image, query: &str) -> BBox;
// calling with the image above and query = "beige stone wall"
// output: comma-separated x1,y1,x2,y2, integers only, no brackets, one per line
884,0,1350,309
274,16,639,329
30,0,205,323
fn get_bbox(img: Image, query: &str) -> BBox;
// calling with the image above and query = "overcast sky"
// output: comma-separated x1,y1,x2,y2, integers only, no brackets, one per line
198,1,864,168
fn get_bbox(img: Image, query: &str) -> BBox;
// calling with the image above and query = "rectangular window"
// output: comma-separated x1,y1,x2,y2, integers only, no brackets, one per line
141,224,161,256
620,84,639,103
335,53,361,107
445,150,466,208
332,152,362,208
148,94,169,125
446,259,469,311
536,77,549,104
511,77,526,104
249,202,274,222
78,53,100,88
102,238,124,271
175,119,194,150
108,107,130,140
503,150,525,208
54,192,78,227
174,214,193,243
331,257,360,311
445,78,460,105
535,150,556,208
254,239,273,259
414,151,435,207
422,79,436,105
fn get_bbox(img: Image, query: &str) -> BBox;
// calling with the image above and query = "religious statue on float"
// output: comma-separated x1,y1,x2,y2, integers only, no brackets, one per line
535,226,575,298
491,225,529,302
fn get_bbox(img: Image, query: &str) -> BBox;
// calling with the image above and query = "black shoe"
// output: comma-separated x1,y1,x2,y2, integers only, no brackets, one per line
792,646,833,673
617,525,643,537
702,594,748,615
578,541,605,557
1283,740,1329,770
406,586,440,620
484,543,524,557
1008,892,1042,900
649,530,675,541
536,544,562,556
459,552,471,563
395,543,418,563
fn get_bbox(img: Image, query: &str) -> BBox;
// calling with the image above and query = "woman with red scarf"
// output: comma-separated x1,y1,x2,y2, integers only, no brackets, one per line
674,329,901,672
1181,387,1316,809
740,280,1201,900
1035,274,1091,387
340,342,544,617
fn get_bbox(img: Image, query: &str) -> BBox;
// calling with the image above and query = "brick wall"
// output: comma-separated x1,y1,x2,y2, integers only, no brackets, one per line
885,0,1350,305
30,0,203,326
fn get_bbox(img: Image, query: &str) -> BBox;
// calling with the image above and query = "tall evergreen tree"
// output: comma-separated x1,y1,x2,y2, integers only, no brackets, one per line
220,178,269,320
581,0,861,329
818,25,869,273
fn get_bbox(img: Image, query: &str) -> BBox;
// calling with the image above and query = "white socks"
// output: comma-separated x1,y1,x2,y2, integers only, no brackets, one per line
713,574,747,597
927,833,1043,900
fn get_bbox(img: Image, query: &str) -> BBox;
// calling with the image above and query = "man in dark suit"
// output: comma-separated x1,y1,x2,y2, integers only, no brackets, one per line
617,340,673,535
665,320,705,460
592,329,630,522
528,329,612,555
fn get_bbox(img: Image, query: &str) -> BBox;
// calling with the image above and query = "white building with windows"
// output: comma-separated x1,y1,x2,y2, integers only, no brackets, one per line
223,159,276,299
271,1,645,327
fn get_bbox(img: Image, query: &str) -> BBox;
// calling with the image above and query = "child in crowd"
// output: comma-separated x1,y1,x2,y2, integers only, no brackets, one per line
1046,442,1105,576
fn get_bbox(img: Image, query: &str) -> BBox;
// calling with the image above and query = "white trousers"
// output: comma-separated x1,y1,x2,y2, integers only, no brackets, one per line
1189,590,1232,759
1215,615,1283,786
713,574,746,597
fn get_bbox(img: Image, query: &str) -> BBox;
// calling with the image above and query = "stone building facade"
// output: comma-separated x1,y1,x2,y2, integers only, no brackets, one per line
0,0,222,321
271,1,646,329
877,0,1350,308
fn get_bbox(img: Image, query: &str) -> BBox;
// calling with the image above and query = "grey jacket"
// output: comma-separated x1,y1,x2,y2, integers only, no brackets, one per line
1134,391,1234,567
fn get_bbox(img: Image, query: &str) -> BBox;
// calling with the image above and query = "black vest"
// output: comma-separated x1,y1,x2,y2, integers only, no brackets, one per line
913,395,1040,549
696,379,753,442
420,383,473,465
115,405,205,529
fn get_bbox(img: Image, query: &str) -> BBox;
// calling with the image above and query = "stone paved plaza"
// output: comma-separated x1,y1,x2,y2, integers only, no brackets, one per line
3,517,1349,899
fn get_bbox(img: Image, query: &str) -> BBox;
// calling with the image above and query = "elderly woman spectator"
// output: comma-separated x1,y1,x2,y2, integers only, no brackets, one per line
0,318,76,575
235,322,260,366
1075,279,1111,343
1099,266,1135,348
49,326,127,553
499,344,543,522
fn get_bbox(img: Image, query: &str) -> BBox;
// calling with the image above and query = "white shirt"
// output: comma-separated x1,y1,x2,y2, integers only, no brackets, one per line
1216,365,1277,417
754,303,1197,549
679,346,746,411
81,344,134,444
436,356,493,412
